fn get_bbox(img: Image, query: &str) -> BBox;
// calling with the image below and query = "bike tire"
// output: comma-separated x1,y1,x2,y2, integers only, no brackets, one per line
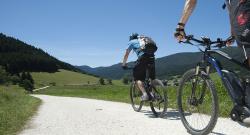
150,79,168,117
130,82,143,112
178,69,219,135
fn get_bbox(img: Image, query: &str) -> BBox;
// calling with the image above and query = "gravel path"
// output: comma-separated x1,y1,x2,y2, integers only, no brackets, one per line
19,95,250,135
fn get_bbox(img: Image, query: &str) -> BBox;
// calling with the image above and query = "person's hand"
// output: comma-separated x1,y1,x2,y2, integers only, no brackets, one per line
174,23,186,42
226,36,235,47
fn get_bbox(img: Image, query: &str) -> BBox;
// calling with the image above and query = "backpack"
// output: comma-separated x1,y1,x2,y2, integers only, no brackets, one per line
138,36,158,54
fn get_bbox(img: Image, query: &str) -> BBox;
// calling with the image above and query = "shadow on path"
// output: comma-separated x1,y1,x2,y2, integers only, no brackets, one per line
211,131,226,135
140,109,191,120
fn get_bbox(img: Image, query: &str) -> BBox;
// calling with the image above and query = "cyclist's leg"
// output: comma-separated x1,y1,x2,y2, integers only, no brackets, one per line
147,57,156,84
133,58,148,100
147,56,158,98
238,46,250,124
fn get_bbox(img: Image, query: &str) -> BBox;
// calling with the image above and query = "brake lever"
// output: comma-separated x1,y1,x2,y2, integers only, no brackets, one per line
213,38,224,48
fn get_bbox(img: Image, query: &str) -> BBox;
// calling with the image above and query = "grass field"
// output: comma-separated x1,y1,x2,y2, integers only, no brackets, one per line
32,69,99,87
0,85,41,135
166,73,233,117
33,70,234,117
36,85,130,103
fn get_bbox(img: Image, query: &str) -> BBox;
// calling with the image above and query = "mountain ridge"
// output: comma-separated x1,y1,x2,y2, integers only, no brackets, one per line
77,47,247,79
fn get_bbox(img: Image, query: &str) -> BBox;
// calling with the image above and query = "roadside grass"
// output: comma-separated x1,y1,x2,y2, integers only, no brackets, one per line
167,73,233,117
36,85,131,103
36,74,233,118
0,85,41,135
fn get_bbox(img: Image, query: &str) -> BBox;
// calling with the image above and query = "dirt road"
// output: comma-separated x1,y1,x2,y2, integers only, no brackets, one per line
19,95,250,135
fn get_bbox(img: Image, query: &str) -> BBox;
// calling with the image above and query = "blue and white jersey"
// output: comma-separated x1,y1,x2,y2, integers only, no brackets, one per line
127,39,144,58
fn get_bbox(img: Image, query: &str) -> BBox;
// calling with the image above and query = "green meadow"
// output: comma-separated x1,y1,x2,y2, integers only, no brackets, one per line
0,85,41,135
33,70,233,117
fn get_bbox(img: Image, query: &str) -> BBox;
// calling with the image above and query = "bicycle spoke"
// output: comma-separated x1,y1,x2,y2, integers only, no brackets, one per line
150,79,167,117
130,83,143,112
178,69,218,135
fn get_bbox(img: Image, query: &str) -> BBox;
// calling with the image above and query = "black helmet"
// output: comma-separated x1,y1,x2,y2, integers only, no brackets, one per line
129,33,139,41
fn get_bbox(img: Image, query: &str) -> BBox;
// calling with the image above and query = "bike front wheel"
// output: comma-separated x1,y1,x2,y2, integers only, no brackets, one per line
150,79,168,117
178,69,219,135
130,82,143,112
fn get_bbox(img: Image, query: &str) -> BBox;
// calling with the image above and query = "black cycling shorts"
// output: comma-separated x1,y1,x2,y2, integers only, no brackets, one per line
133,55,155,81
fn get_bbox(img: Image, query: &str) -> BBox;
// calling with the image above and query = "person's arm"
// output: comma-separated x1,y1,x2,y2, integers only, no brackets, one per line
122,49,130,66
122,42,133,67
179,0,197,26
226,3,235,46
175,0,197,41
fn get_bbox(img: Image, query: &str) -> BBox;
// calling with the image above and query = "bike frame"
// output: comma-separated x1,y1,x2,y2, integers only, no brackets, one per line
196,46,250,105
206,49,249,77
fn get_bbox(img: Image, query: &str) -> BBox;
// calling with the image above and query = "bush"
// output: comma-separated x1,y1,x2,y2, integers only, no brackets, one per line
19,72,35,91
99,78,105,85
122,77,129,85
0,66,9,84
10,75,20,85
49,82,56,86
107,79,112,85
20,79,34,92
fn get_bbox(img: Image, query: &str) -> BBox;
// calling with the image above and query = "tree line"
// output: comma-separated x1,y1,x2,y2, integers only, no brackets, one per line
0,66,34,92
0,33,81,74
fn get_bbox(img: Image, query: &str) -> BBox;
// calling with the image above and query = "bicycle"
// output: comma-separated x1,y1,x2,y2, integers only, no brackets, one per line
124,66,168,117
177,35,250,135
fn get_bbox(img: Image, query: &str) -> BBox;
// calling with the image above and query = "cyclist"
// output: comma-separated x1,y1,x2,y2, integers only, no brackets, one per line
122,33,157,101
174,0,250,123
174,0,250,67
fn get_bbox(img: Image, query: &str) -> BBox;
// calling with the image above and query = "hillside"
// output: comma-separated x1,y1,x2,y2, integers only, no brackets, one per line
0,33,81,74
32,69,99,87
77,47,248,79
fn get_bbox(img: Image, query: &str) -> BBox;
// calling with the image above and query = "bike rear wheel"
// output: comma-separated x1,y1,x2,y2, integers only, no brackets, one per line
150,79,168,117
130,82,143,112
178,69,218,135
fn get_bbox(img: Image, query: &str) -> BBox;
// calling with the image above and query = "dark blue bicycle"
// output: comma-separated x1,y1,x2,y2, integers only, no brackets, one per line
178,35,250,135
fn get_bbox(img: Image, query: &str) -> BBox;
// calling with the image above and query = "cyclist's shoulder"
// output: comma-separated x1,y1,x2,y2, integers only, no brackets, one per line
128,39,140,46
129,39,139,43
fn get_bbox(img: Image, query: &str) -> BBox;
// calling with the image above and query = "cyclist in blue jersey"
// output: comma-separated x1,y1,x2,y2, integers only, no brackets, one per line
122,33,156,101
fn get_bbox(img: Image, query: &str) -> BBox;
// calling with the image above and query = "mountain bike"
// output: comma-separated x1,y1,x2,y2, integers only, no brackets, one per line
178,35,250,135
124,67,168,117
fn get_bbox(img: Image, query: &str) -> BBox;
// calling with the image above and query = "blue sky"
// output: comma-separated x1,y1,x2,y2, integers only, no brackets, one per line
0,0,231,67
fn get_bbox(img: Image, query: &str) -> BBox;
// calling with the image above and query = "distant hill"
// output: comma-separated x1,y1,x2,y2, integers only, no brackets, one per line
77,47,247,79
0,33,81,74
32,69,99,87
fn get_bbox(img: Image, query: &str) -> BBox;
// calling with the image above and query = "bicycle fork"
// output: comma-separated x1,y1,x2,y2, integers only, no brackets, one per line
189,64,210,106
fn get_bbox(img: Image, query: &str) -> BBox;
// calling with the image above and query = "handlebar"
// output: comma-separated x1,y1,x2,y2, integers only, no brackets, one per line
180,35,234,48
